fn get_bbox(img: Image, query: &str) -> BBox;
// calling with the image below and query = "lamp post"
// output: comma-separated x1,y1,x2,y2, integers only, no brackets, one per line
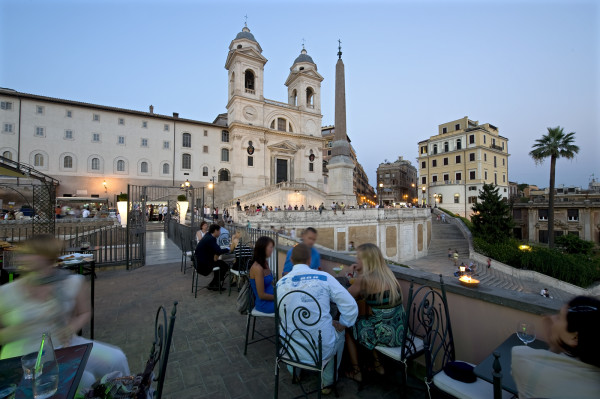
180,179,195,228
379,183,383,207
421,186,426,206
102,179,108,193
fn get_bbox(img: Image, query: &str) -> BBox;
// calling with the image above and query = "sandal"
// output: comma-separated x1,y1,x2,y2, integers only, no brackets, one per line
373,357,385,376
344,364,362,383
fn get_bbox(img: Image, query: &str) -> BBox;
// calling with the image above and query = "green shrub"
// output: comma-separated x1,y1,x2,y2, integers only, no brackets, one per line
117,193,128,201
177,194,187,201
555,234,594,255
474,237,600,287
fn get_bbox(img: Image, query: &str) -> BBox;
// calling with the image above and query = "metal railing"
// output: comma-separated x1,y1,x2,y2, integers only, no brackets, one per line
225,181,327,208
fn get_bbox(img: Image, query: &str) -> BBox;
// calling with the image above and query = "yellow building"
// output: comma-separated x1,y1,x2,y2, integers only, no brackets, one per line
417,116,509,216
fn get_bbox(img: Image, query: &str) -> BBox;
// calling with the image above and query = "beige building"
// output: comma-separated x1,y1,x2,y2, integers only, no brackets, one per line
376,157,418,206
417,116,510,216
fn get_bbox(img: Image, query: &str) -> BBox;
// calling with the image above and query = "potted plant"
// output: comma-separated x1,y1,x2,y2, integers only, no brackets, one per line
177,194,188,224
116,193,128,226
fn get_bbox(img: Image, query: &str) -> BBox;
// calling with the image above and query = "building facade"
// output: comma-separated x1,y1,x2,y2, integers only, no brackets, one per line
417,116,510,216
376,157,418,206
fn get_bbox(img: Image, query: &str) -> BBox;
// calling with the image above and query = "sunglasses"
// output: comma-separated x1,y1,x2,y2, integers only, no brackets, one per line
568,305,598,313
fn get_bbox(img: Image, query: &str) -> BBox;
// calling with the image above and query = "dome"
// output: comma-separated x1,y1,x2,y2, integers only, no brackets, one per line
234,26,257,43
294,48,315,65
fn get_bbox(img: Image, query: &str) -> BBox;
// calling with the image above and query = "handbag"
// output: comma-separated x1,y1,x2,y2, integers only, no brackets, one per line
236,277,253,314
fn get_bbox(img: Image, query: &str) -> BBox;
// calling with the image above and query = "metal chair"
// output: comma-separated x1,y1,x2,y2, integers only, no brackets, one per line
180,234,194,274
228,242,253,296
191,253,223,297
274,289,337,399
243,276,275,355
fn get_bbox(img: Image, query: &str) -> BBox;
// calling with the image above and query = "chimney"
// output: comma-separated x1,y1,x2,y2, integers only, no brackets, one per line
149,105,154,114
172,112,179,118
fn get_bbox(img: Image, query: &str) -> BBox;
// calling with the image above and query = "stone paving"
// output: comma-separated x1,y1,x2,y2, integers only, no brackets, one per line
91,232,426,399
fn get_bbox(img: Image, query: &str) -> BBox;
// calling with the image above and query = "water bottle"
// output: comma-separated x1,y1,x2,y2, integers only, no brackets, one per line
33,332,59,399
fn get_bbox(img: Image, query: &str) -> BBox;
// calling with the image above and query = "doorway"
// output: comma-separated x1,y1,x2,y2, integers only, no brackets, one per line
276,159,288,183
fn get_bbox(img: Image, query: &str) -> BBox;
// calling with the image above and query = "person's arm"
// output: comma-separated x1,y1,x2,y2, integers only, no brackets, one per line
282,250,293,276
59,280,92,345
347,275,362,299
329,276,358,328
250,265,274,301
314,251,321,271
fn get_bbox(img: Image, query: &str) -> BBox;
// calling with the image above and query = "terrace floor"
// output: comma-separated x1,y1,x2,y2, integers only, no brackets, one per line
92,232,427,398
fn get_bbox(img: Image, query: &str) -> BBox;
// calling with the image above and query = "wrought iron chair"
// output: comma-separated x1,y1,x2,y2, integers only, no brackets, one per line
244,274,275,355
191,252,223,297
228,241,253,297
180,234,194,274
274,289,338,399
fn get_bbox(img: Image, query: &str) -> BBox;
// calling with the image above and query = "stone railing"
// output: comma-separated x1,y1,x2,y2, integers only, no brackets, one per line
225,182,326,208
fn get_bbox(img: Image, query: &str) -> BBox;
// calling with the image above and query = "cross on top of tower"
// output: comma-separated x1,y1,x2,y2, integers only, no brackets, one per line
302,38,305,50
337,39,342,59
244,14,248,27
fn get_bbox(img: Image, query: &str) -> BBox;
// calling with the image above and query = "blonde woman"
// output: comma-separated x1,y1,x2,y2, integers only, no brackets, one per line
345,243,404,382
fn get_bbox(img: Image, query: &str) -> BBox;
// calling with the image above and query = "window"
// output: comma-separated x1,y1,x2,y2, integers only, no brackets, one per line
248,156,254,166
455,155,461,164
502,142,505,150
492,138,496,146
142,121,148,128
432,160,437,167
1,101,13,110
568,209,579,221
63,156,73,169
164,124,169,132
34,153,44,166
456,172,462,181
92,133,100,142
469,135,475,144
277,118,286,132
65,130,73,139
118,118,125,125
484,153,487,162
494,156,497,167
163,140,169,149
182,133,191,148
432,175,438,182
421,161,426,169
36,106,44,115
443,174,449,182
442,127,447,134
221,130,229,142
116,160,125,172
513,209,522,219
2,151,12,160
494,173,497,184
3,123,13,133
182,154,191,170
444,142,449,152
455,124,460,130
35,127,45,137
203,130,208,137
469,153,475,162
443,157,448,166
469,171,476,180
118,136,125,145
244,69,255,93
502,158,505,166
503,174,506,183
91,158,100,170
221,148,229,162
456,139,462,150
140,161,148,173
469,186,477,191
484,171,488,180
162,163,170,175
202,166,208,176
421,176,426,184
454,195,460,204
433,144,438,154
483,135,486,144
306,87,314,107
539,230,549,244
92,113,100,121
468,196,477,204
141,138,148,147
420,146,427,154
66,110,72,118
203,145,208,153
218,169,230,182
309,162,314,172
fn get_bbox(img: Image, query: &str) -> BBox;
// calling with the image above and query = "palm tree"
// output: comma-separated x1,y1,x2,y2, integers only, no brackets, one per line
529,126,579,248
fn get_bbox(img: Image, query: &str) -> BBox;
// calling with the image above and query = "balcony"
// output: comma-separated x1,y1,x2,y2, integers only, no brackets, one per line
491,144,503,151
245,88,255,94
430,180,464,186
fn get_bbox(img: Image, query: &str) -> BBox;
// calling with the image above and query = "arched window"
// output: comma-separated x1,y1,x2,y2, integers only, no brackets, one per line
270,120,275,129
117,160,125,172
63,155,73,169
91,157,100,170
2,151,12,160
140,161,148,173
221,148,229,162
202,166,208,176
433,144,438,155
218,169,230,182
456,138,462,150
34,153,44,167
291,89,297,106
277,118,286,132
182,153,191,170
244,70,255,93
162,163,170,175
306,87,314,107
182,133,191,148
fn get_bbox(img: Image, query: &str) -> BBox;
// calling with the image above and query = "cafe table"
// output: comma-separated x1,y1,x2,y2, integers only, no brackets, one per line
0,343,93,399
58,255,96,340
473,333,549,395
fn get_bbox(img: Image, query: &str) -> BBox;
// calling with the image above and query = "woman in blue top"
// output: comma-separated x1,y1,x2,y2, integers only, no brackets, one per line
248,236,275,314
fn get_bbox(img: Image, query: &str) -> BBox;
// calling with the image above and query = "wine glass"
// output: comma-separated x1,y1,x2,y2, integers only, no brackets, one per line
333,265,343,276
517,322,536,345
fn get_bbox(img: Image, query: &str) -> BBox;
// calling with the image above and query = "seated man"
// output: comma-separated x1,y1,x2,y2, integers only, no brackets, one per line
512,295,600,399
276,244,358,391
282,227,320,276
194,224,230,291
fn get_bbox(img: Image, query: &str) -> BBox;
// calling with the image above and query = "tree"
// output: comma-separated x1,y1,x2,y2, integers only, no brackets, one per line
529,127,579,248
471,183,513,242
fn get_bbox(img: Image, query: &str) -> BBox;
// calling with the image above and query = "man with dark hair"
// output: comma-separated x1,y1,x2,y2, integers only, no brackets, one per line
216,220,230,247
195,224,230,290
282,227,320,276
277,243,358,392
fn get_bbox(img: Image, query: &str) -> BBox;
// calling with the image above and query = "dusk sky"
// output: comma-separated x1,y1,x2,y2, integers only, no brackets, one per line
1,0,598,189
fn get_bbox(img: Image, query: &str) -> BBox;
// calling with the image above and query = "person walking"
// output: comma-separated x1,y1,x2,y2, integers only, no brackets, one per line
453,250,459,266
441,213,446,223
319,203,324,215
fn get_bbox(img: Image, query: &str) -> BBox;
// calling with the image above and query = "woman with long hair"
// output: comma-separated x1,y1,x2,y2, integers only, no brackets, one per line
248,236,275,314
345,243,404,382
195,221,208,242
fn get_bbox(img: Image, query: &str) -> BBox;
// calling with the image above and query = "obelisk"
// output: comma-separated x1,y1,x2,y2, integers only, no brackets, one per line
326,40,356,206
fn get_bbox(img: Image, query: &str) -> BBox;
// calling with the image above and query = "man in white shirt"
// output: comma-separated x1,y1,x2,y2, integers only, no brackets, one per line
276,244,358,389
81,208,90,218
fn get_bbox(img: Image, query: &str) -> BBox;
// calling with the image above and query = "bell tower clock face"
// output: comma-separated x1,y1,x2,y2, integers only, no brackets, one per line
243,106,257,121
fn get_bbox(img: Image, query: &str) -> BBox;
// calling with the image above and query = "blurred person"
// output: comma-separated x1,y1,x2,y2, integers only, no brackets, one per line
282,227,320,276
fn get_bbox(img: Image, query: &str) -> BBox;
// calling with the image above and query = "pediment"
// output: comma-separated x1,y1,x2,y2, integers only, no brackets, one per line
267,141,298,153
285,69,324,86
225,48,267,69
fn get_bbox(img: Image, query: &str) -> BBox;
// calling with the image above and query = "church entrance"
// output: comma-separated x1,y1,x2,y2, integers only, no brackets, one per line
276,159,288,183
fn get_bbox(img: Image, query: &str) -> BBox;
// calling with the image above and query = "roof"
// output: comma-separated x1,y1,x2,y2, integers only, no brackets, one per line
234,26,257,43
294,52,315,64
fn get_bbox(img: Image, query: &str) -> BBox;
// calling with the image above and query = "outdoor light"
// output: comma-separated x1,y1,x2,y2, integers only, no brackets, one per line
379,183,383,188
459,265,466,273
458,275,480,288
102,179,107,193
208,183,214,189
519,244,532,251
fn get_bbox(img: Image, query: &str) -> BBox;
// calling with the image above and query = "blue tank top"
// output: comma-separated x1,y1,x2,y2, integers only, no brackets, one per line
250,273,274,314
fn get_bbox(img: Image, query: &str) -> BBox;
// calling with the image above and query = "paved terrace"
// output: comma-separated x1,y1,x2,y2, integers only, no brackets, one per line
92,232,426,399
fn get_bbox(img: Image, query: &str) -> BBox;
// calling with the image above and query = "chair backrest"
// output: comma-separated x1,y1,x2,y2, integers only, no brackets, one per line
275,288,324,369
407,275,456,382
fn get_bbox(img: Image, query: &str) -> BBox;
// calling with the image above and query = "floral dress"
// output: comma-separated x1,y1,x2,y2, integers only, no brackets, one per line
352,289,405,350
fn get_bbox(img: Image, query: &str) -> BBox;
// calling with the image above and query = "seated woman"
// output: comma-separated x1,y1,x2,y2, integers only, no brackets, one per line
195,221,208,242
230,230,253,271
345,243,404,382
0,235,130,392
512,296,600,399
248,236,275,314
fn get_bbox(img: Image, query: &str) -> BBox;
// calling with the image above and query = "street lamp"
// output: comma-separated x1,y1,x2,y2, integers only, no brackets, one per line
379,183,383,207
102,179,108,193
421,186,426,205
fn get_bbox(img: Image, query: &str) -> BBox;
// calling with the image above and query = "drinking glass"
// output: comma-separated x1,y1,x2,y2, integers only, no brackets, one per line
333,266,343,276
517,322,536,345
